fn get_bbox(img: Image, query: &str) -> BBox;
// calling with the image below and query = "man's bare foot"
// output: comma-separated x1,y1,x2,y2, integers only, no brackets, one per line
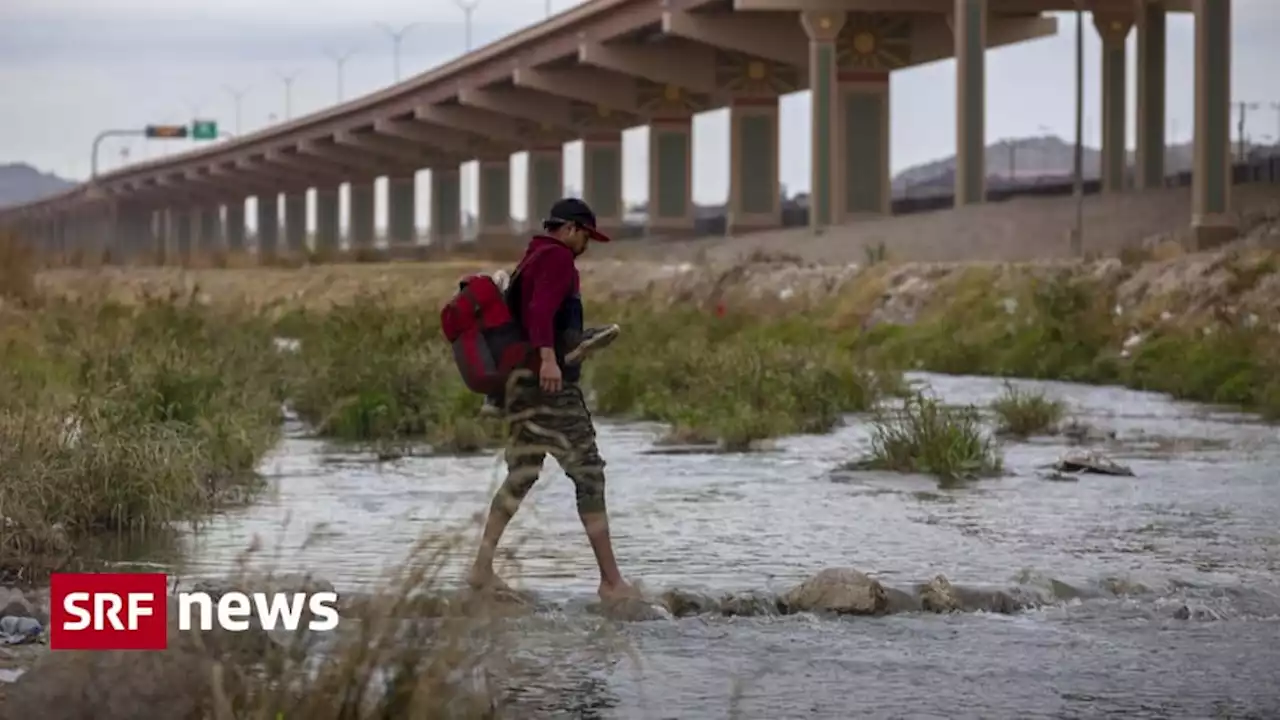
598,579,640,602
467,568,516,594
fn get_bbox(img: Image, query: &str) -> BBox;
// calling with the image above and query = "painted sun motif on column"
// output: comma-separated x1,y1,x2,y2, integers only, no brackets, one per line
836,13,912,71
515,119,564,148
1092,13,1133,45
635,78,710,116
714,51,800,96
568,100,632,130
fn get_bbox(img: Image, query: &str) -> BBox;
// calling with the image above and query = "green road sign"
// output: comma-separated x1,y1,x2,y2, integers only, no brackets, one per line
144,124,189,139
191,120,218,140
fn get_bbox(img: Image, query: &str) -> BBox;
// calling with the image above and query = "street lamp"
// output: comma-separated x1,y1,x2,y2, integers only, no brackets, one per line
455,0,481,52
1237,101,1262,159
223,85,249,135
376,22,421,82
275,69,301,121
324,48,357,103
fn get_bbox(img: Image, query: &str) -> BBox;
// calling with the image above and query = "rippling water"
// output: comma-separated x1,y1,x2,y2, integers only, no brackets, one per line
170,373,1280,718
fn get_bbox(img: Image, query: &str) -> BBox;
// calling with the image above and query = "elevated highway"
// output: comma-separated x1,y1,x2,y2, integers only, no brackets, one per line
0,0,1239,262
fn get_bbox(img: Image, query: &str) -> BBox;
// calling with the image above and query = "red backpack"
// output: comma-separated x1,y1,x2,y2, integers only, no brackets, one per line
439,248,548,395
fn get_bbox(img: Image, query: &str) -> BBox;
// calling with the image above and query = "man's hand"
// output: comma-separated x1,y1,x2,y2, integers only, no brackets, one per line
538,348,562,393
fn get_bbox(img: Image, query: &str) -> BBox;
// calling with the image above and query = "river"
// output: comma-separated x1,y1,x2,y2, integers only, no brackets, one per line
169,373,1280,719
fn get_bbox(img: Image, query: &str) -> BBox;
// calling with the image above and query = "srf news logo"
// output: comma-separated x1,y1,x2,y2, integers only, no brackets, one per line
50,573,340,651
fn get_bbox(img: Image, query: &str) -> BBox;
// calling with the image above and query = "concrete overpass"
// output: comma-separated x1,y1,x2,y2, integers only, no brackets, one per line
0,0,1238,263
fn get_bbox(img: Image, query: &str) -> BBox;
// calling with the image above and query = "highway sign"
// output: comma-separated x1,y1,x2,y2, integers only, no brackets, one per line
144,125,189,139
191,120,218,140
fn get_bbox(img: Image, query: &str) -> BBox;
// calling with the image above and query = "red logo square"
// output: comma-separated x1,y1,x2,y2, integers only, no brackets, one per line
49,573,169,650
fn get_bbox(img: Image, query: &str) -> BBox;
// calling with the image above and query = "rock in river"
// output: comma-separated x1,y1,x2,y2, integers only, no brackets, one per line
780,568,889,616
1050,450,1134,477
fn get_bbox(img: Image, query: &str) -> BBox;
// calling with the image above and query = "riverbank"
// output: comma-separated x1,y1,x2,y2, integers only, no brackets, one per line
34,242,1280,418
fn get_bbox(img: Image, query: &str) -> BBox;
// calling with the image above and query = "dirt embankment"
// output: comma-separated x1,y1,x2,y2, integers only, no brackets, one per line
597,183,1280,265
30,240,1280,342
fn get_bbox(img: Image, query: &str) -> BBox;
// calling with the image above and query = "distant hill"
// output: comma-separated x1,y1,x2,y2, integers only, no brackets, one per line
0,163,77,209
892,135,1197,196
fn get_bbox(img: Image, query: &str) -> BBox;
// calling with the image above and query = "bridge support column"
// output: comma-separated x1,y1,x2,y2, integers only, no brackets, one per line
431,168,462,250
174,209,194,265
1136,1,1166,190
801,11,844,231
349,182,375,249
526,147,563,232
477,158,511,246
155,209,174,265
1191,0,1235,249
196,206,219,256
582,134,624,239
647,117,696,237
283,192,307,256
256,194,279,260
52,216,66,261
314,189,339,254
954,0,987,206
840,71,892,218
728,98,781,234
388,173,417,247
1096,13,1133,193
113,204,149,263
225,201,246,253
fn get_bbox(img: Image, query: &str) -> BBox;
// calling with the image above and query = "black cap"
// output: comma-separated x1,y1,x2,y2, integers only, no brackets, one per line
546,197,611,243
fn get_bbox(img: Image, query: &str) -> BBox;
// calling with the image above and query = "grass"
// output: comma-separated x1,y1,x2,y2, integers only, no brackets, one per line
845,392,1003,483
990,383,1067,438
857,264,1280,419
276,294,502,454
0,287,287,581
587,302,894,450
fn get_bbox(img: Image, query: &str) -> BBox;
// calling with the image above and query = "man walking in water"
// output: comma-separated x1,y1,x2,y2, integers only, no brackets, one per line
467,198,635,602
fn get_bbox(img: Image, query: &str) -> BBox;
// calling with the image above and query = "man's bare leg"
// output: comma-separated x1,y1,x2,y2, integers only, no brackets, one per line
468,470,536,592
580,509,635,600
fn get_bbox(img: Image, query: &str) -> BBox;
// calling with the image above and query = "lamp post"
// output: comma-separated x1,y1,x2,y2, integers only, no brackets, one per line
1236,101,1262,159
223,85,249,135
324,48,357,103
275,69,301,121
376,22,421,82
455,0,481,52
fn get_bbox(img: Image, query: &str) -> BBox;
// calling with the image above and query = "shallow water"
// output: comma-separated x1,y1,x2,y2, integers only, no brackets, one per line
170,373,1280,718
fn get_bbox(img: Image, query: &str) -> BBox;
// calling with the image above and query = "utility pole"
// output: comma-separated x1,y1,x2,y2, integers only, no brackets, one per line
1069,2,1084,256
1271,102,1280,149
545,0,552,17
455,0,481,52
223,85,249,135
325,48,357,103
275,69,301,121
376,22,421,82
1237,101,1261,160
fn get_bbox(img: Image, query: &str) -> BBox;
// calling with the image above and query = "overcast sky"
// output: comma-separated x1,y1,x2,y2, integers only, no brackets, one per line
2,0,1277,226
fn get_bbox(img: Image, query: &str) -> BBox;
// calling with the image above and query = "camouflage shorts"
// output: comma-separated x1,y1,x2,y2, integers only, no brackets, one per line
499,375,607,514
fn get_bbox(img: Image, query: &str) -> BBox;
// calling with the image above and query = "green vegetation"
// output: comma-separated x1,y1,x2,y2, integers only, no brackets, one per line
859,268,1280,420
845,392,1003,483
0,290,286,581
990,383,1067,438
276,295,501,454
586,303,893,450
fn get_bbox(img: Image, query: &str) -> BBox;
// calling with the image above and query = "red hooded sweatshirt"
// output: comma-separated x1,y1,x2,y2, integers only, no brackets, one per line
513,235,579,350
